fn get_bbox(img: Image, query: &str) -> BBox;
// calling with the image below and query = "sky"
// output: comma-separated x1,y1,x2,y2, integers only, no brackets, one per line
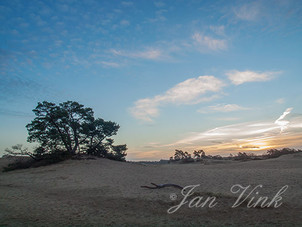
1,0,302,160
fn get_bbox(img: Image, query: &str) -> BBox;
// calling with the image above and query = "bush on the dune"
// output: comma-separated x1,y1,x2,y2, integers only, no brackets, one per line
266,148,302,158
3,146,71,172
3,159,35,172
86,139,127,161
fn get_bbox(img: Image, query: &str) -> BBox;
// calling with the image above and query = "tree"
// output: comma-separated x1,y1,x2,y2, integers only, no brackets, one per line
234,152,249,161
108,144,128,161
170,149,194,162
173,149,185,160
184,151,191,159
193,150,205,159
26,101,127,160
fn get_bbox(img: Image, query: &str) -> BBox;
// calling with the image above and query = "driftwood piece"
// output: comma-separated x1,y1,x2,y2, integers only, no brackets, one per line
141,182,183,190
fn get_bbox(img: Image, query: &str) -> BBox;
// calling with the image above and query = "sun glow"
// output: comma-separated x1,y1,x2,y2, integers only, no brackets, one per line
240,141,272,150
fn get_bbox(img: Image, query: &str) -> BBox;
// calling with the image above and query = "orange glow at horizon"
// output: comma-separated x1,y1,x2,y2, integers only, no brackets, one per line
128,133,302,161
199,134,302,156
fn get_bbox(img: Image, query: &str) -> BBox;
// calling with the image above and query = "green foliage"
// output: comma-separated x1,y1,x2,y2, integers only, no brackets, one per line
86,138,127,161
25,100,127,161
26,101,97,154
110,144,127,161
3,101,127,172
4,101,127,171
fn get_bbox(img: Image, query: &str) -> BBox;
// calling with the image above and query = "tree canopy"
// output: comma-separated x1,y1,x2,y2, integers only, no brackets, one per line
26,101,127,161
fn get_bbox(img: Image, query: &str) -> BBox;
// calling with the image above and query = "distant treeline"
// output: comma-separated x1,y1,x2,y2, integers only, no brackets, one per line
169,148,302,163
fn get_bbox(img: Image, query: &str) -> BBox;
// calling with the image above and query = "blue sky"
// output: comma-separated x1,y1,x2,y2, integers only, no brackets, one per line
1,0,302,160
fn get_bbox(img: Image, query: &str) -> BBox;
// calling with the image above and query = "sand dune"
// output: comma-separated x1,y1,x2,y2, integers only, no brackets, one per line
1,154,302,226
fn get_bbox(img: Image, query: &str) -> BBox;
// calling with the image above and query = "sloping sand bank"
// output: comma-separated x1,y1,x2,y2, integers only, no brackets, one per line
1,154,302,226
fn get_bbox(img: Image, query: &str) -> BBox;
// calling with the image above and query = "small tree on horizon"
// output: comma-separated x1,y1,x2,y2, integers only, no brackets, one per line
170,149,195,162
193,150,205,159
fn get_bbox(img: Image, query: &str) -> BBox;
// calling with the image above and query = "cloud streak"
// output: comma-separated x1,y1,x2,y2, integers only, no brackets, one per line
131,68,280,122
171,108,301,154
198,104,248,113
130,76,225,121
209,25,225,36
192,33,227,51
130,108,302,160
226,70,279,85
108,30,229,64
98,61,122,68
110,48,164,60
233,3,260,21
275,107,293,132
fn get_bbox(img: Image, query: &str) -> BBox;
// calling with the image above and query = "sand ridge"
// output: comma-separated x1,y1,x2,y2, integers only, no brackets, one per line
0,154,302,226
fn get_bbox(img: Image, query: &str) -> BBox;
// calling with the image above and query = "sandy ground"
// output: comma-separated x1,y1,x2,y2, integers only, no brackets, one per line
0,154,302,226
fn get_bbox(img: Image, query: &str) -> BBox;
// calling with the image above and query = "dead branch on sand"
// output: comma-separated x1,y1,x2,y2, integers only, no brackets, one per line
141,182,183,190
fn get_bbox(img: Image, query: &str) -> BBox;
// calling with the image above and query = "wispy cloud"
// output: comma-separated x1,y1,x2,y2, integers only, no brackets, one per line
226,70,279,85
110,48,164,60
130,98,160,122
198,104,248,113
147,9,167,23
0,74,43,103
120,20,130,26
121,1,133,6
135,49,162,60
109,32,226,63
97,61,122,68
130,108,302,160
209,25,225,36
154,1,165,8
130,76,225,122
192,33,227,51
131,68,279,121
171,108,301,154
234,3,260,21
107,27,229,64
275,107,292,132
216,117,240,121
